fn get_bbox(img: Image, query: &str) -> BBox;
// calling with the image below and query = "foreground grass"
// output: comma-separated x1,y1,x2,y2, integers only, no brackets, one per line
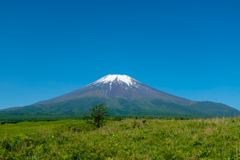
0,120,82,139
1,117,240,159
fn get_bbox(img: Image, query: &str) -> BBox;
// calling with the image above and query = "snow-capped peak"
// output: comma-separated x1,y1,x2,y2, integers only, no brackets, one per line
94,74,137,86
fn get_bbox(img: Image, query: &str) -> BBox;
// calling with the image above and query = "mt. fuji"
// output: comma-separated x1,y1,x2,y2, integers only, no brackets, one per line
1,74,240,117
37,74,190,105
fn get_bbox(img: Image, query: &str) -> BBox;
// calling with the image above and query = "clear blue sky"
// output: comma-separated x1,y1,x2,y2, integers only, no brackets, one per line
0,0,240,110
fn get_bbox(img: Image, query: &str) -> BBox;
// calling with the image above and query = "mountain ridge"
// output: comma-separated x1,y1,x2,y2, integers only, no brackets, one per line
1,74,240,117
36,74,192,105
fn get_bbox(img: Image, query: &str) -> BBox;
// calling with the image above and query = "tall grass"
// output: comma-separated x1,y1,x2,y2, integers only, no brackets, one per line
0,117,240,159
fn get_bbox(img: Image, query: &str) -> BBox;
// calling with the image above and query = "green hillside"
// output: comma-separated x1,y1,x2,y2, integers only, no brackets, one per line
1,96,239,119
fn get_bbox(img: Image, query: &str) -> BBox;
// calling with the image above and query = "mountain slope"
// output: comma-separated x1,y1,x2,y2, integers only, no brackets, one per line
37,75,191,105
1,74,240,117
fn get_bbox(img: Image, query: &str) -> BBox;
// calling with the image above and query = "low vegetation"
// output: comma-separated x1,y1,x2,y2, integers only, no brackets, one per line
1,117,240,159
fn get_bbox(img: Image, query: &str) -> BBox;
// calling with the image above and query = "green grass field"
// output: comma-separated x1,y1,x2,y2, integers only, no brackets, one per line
1,117,240,159
0,120,82,139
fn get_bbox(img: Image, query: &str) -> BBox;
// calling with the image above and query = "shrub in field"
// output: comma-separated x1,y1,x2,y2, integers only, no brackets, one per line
83,103,110,128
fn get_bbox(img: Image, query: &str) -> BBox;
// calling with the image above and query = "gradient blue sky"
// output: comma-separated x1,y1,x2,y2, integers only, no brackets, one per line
0,0,240,110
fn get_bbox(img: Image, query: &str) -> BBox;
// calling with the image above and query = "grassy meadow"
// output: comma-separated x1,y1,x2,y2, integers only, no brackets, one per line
0,117,240,159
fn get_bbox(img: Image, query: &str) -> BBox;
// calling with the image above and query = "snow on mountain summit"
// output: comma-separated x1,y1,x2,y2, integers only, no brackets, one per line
94,74,139,86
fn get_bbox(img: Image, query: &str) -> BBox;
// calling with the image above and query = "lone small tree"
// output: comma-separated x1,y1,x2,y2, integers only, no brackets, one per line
83,103,110,128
